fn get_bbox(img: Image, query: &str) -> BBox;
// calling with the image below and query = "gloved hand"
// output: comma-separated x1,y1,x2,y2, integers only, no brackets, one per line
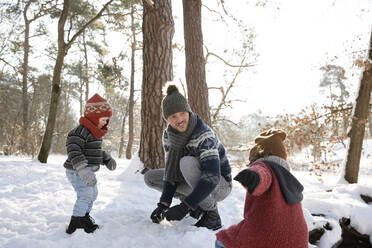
150,202,169,224
106,158,117,171
77,166,97,186
165,202,189,221
234,169,260,194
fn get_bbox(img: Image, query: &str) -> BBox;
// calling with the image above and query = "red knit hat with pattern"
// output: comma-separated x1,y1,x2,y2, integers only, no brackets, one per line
84,93,112,126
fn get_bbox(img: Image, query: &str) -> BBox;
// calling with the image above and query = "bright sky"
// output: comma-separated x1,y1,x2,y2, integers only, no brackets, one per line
171,0,372,119
96,0,372,120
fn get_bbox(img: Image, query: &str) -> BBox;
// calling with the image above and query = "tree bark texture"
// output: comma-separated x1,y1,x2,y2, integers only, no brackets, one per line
82,30,89,101
38,0,69,163
21,1,33,154
139,0,174,169
344,29,372,183
118,103,128,158
182,0,211,126
125,4,136,160
22,19,30,154
369,111,372,137
38,0,113,163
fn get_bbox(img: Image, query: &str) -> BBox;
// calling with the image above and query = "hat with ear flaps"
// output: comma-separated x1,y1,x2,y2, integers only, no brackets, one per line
79,93,112,139
161,85,192,120
83,93,112,126
249,129,287,163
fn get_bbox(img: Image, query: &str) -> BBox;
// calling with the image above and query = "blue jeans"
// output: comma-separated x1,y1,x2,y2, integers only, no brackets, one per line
215,240,225,248
66,169,98,217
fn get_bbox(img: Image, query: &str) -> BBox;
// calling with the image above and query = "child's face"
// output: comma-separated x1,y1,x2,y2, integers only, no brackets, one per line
98,117,110,129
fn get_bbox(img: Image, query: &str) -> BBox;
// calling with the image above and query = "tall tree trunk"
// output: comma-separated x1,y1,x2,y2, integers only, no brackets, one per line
126,4,136,160
118,102,128,158
79,79,84,116
82,30,89,101
38,0,113,163
21,2,32,155
22,19,30,154
38,0,69,163
368,111,372,137
182,0,211,126
139,0,174,170
344,30,372,184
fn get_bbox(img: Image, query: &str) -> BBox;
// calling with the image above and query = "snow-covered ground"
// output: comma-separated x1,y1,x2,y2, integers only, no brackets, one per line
0,140,371,248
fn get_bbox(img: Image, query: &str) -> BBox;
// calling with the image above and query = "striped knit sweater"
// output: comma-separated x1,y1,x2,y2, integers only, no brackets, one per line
63,124,112,171
160,115,232,209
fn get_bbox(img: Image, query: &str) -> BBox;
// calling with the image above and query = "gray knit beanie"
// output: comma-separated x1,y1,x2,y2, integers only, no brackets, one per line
162,85,192,120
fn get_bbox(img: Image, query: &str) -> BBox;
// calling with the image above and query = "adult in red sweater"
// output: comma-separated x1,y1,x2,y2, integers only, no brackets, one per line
216,129,308,248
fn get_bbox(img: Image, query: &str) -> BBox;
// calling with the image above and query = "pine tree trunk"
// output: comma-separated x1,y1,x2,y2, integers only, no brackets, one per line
118,103,128,158
79,80,84,116
344,30,372,183
368,111,372,137
126,5,136,160
139,0,174,170
21,1,33,155
182,0,211,126
83,30,89,101
38,0,113,163
38,0,69,163
22,19,30,155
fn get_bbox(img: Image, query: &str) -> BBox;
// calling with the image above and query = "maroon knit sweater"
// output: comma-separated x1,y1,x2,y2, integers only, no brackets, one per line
216,162,308,248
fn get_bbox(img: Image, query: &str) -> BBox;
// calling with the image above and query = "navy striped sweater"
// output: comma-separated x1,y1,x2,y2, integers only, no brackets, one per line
160,115,232,210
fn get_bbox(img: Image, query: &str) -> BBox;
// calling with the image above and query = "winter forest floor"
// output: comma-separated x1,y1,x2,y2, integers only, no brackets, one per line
0,141,371,248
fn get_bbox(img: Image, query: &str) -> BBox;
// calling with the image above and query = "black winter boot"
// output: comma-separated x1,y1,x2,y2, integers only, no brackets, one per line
194,208,222,231
189,207,204,219
66,216,82,234
80,214,99,233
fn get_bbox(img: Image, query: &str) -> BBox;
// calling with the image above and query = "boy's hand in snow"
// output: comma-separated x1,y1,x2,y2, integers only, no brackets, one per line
234,169,260,194
106,158,117,171
165,202,189,221
151,202,169,223
77,166,97,186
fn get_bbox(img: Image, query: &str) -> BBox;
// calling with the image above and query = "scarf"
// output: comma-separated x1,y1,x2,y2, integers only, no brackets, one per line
164,112,198,183
79,116,107,139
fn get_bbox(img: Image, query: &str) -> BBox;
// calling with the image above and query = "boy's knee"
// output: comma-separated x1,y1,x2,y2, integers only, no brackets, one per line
80,188,97,202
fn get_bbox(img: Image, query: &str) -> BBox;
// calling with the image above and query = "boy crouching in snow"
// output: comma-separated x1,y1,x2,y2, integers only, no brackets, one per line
64,93,117,234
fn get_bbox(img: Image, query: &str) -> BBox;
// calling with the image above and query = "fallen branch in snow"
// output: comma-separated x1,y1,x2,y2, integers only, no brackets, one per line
308,215,372,247
360,194,372,204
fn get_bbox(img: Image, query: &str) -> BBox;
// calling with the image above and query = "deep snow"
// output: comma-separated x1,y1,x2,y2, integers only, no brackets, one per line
0,141,371,248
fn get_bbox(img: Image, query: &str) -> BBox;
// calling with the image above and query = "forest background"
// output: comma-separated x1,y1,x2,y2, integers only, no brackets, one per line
0,0,371,180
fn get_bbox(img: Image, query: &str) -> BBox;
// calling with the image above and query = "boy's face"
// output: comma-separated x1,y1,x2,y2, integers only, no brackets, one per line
166,111,189,133
98,117,110,129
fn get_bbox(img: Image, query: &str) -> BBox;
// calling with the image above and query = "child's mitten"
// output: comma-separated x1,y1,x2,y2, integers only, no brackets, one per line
234,169,260,194
77,166,97,186
106,158,117,171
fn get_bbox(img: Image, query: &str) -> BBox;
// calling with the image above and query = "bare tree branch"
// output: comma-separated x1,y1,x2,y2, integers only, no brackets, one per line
0,57,19,73
212,56,246,123
65,0,114,51
205,49,255,68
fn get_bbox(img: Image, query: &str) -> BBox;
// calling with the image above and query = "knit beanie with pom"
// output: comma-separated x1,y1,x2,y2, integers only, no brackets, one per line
162,85,192,120
249,129,287,163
